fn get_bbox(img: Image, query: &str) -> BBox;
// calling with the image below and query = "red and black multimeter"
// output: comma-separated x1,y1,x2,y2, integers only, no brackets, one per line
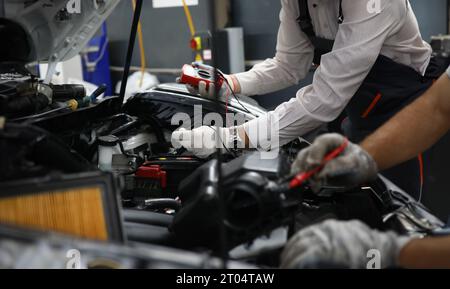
179,63,224,90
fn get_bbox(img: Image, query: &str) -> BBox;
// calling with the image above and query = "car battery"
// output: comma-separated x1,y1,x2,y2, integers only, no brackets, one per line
123,157,204,203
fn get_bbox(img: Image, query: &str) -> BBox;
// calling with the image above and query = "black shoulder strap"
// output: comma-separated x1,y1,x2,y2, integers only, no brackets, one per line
297,0,344,64
0,0,4,17
297,0,315,38
297,0,344,38
338,1,344,24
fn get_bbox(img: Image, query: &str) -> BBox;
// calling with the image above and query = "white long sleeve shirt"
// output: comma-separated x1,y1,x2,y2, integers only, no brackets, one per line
236,0,432,150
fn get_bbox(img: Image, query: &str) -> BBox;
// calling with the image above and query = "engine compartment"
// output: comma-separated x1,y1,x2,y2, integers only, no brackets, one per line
0,67,445,268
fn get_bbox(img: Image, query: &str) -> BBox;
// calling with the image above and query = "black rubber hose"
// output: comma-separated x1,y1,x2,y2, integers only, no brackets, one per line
0,93,49,118
123,209,174,227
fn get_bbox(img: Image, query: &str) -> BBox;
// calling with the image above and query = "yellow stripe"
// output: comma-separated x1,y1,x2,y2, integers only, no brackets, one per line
182,0,196,37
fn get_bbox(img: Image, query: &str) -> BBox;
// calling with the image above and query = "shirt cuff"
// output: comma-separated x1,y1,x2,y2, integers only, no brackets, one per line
233,71,258,96
446,65,450,79
241,97,323,151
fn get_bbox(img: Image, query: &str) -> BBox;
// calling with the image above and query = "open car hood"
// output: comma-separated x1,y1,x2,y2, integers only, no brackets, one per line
0,0,119,64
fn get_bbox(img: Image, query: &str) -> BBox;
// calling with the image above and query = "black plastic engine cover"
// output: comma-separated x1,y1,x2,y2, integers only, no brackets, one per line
123,84,265,131
171,152,295,250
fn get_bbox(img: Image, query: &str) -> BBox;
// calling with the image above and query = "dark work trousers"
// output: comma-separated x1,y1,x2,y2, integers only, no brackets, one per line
341,55,447,200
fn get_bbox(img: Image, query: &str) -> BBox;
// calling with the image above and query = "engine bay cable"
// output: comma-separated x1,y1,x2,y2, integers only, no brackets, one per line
206,125,238,158
9,100,79,122
218,69,257,117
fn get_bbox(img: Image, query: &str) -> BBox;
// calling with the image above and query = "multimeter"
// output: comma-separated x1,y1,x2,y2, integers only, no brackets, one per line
179,63,224,91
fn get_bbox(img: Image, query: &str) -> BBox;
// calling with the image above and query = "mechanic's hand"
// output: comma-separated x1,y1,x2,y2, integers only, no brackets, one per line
281,219,413,269
177,64,238,99
291,133,378,191
171,126,234,159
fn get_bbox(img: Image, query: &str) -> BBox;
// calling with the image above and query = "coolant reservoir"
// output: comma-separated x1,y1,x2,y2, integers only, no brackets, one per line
98,135,121,172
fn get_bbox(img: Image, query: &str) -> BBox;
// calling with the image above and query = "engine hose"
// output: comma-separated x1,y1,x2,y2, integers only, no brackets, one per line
0,93,49,118
9,99,78,122
110,119,139,136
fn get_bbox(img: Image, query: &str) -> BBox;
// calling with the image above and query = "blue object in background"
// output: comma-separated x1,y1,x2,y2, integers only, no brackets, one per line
410,0,448,41
82,23,113,96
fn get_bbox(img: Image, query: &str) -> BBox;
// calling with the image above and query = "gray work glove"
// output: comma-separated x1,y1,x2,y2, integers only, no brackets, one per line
291,133,378,192
280,220,413,269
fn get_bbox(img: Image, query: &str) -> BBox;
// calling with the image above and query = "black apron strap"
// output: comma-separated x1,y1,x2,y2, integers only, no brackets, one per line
338,1,344,24
297,0,315,38
297,0,343,64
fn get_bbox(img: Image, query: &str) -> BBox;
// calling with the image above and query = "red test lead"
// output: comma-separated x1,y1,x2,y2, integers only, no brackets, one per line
289,138,349,189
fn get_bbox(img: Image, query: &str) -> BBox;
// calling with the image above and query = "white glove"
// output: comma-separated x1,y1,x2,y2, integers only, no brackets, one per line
171,126,237,159
291,133,378,191
281,220,413,269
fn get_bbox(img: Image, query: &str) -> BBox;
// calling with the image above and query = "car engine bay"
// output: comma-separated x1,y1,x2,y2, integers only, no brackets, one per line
1,72,446,268
0,0,447,269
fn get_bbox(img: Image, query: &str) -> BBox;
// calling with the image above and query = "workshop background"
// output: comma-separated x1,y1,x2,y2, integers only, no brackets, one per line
104,0,450,221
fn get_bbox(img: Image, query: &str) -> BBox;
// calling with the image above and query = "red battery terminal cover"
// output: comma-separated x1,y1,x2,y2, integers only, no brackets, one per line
135,165,167,189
